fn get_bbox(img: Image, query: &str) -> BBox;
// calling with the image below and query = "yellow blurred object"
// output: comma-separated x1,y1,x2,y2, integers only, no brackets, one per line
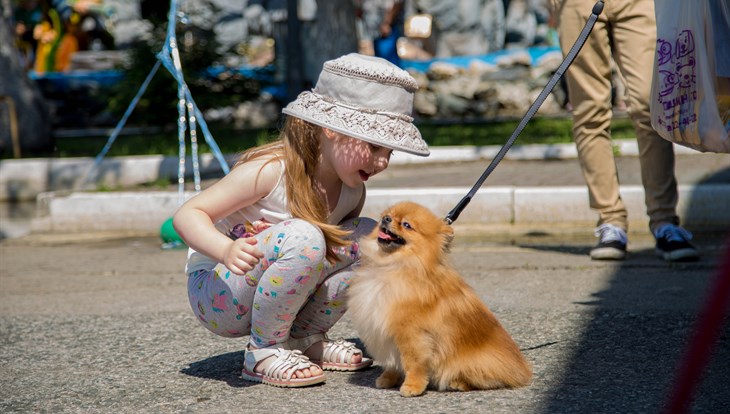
33,21,56,73
54,33,79,71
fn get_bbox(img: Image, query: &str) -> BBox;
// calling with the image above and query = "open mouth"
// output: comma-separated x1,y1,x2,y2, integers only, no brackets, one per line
377,225,405,246
359,170,370,182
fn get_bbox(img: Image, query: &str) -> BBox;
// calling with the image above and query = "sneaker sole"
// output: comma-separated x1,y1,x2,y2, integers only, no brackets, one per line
656,248,700,262
591,247,627,260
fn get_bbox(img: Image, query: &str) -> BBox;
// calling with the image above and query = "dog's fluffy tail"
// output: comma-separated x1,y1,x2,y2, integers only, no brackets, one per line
435,338,533,391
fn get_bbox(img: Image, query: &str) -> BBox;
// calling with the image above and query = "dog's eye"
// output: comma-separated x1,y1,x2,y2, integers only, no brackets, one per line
403,221,413,230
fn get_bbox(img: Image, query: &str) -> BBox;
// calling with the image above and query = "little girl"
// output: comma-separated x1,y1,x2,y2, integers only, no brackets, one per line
173,53,429,388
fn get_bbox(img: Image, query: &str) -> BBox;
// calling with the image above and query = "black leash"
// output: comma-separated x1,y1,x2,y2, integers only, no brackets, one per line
444,0,605,225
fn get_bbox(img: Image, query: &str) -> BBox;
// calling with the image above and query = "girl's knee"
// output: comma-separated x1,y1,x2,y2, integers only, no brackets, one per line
271,219,326,261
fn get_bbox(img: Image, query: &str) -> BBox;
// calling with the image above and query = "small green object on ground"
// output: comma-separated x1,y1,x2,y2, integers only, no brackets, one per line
160,217,185,249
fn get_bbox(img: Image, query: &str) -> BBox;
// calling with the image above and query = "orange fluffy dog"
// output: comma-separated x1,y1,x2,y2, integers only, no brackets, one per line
347,201,532,397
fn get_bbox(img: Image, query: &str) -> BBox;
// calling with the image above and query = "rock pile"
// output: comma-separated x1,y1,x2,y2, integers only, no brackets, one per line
408,50,568,120
228,50,569,127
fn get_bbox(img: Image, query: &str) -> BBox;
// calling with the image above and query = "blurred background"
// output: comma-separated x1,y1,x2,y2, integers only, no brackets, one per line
0,0,633,159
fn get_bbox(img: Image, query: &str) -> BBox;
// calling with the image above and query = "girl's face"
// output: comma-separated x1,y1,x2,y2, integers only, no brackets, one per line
321,129,393,188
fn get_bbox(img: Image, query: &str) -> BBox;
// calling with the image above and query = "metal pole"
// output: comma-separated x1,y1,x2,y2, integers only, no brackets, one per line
0,96,21,158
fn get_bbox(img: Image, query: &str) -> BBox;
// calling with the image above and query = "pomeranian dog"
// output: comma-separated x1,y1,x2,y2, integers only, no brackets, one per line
347,201,532,397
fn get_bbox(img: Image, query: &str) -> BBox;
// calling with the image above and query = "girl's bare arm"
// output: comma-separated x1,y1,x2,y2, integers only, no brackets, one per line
173,158,281,274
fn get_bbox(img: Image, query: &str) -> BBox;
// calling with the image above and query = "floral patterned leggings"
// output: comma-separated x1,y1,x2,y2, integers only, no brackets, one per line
187,217,376,348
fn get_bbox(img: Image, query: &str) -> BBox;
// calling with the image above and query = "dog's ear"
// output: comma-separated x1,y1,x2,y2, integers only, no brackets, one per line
441,222,455,253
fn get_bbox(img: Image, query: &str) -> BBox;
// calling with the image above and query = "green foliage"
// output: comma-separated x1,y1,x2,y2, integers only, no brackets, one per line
108,22,261,126
418,116,635,146
49,117,636,158
139,176,173,189
52,124,277,158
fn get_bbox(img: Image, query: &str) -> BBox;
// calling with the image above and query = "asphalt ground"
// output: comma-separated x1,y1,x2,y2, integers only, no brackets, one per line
1,226,729,413
1,151,729,413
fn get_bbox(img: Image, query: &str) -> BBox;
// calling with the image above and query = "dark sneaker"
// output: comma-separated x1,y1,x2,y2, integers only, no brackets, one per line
654,224,699,262
590,224,627,260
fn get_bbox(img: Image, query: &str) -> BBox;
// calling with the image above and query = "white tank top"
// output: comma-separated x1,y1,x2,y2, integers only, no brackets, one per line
185,163,364,273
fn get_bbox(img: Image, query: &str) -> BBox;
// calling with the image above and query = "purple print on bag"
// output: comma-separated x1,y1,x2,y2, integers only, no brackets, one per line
676,30,694,58
657,70,678,99
656,39,673,65
654,30,698,133
675,30,696,88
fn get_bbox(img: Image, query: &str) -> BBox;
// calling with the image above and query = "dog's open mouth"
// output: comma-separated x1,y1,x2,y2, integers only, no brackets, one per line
377,226,406,247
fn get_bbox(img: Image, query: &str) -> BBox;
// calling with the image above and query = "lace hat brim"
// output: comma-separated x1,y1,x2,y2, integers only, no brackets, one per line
282,91,429,156
282,53,430,157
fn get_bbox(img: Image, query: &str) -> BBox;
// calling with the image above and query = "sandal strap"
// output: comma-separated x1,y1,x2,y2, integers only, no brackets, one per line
322,338,362,365
287,333,326,351
287,334,364,365
244,347,315,381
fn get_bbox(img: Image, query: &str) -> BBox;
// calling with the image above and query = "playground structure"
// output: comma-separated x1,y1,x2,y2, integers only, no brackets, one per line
80,0,229,205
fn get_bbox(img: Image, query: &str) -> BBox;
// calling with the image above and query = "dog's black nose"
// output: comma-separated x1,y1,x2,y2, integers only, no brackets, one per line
382,215,392,225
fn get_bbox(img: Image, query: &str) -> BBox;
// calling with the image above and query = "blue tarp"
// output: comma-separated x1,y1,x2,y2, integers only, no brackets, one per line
399,46,562,73
203,64,275,83
28,64,277,92
28,70,125,91
27,46,561,94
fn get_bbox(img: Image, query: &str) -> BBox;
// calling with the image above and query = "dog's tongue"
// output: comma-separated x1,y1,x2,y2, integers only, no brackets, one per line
378,231,392,240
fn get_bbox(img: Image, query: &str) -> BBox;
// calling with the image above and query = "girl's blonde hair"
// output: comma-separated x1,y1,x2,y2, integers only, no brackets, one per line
235,116,351,263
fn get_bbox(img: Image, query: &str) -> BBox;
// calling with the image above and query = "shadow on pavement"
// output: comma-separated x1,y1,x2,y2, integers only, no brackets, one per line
515,241,592,257
180,337,376,388
540,249,728,412
346,366,384,389
529,169,730,413
180,350,253,388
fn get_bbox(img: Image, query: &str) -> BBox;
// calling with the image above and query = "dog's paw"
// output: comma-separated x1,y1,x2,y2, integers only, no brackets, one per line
448,379,474,392
375,370,401,389
399,379,427,397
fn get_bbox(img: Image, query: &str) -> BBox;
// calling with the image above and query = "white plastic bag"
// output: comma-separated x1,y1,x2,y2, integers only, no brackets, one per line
650,0,730,153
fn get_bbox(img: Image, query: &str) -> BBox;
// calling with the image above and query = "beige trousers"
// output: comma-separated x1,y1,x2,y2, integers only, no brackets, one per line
555,0,679,233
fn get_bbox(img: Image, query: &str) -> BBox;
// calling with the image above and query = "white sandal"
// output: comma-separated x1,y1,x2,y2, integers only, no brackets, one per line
287,333,373,372
241,346,325,387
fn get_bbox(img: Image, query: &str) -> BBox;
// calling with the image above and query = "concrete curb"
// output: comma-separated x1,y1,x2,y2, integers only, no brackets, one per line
31,184,730,234
3,139,722,235
0,140,701,201
0,154,235,202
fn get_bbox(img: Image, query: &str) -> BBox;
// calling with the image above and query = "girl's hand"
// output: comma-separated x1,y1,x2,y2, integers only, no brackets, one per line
223,237,265,275
251,219,273,234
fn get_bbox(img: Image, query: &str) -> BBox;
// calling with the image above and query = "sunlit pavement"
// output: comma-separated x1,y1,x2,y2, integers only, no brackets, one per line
1,228,728,413
1,146,728,412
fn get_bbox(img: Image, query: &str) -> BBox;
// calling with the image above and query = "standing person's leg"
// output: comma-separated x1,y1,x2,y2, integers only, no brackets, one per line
558,0,628,259
559,0,625,229
611,0,678,232
611,0,698,261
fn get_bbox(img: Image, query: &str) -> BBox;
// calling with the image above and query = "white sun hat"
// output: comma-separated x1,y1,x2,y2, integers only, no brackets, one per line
282,53,430,156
